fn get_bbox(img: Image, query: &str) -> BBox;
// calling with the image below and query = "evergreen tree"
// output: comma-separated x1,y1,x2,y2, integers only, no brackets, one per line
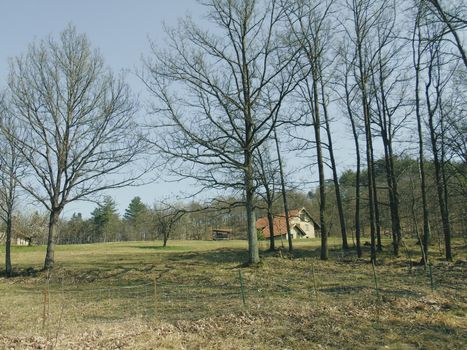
124,196,148,223
91,196,120,242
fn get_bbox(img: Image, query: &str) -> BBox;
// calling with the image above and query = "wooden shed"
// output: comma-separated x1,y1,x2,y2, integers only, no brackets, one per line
212,228,232,240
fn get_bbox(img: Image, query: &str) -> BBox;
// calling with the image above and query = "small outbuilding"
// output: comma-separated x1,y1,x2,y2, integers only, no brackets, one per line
212,228,232,240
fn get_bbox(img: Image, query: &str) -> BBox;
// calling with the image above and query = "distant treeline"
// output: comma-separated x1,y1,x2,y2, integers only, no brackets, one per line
7,156,462,249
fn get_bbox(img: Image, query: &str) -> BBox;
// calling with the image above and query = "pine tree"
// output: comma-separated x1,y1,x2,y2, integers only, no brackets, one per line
124,196,147,223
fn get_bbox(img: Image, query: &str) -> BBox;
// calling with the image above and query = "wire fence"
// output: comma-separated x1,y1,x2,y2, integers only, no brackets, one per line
1,260,465,337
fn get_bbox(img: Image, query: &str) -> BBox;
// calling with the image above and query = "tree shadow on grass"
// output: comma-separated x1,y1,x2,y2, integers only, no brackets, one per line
129,245,186,251
164,247,250,266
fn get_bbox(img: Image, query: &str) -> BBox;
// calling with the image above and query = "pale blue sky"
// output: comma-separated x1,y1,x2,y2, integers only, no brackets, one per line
0,1,205,217
0,1,358,217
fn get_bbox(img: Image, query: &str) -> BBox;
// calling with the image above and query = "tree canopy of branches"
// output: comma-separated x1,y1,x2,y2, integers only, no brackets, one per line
142,0,304,264
4,25,146,270
0,94,25,276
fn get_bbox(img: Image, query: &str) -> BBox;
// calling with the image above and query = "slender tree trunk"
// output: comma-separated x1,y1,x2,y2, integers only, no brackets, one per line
425,56,452,261
245,156,260,264
356,47,377,262
388,144,402,245
44,210,60,270
429,130,452,261
321,82,349,250
309,72,328,260
267,209,275,251
346,74,362,258
273,128,293,252
381,133,399,255
413,15,431,263
439,109,453,261
374,66,401,256
372,161,382,253
264,166,276,251
352,0,377,263
256,147,276,251
365,108,377,264
5,214,12,277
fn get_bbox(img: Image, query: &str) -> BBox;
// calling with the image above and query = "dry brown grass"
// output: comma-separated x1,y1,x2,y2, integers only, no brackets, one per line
0,238,466,349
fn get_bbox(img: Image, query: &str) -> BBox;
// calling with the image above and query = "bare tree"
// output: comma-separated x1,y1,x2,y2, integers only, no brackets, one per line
343,52,364,257
142,0,303,264
152,205,185,247
412,2,431,263
284,0,338,259
321,80,350,251
273,127,294,252
424,36,455,261
342,0,394,263
367,0,409,257
0,94,25,277
5,26,146,270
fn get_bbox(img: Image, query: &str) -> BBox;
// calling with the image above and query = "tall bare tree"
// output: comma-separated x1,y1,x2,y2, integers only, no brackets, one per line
273,127,294,252
142,0,303,264
6,26,145,270
412,2,431,263
367,0,409,257
0,94,25,277
284,0,338,259
341,0,382,262
413,0,465,261
424,36,455,261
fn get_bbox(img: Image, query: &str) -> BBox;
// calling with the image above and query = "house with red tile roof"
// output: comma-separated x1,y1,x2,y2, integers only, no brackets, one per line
256,207,320,239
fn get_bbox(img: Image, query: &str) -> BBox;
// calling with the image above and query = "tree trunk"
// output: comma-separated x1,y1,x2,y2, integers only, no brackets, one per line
353,3,377,263
273,129,293,252
366,118,377,263
425,57,452,261
346,74,362,258
264,166,275,251
44,210,60,270
413,15,431,264
374,66,401,256
321,83,349,250
245,157,260,264
267,209,275,251
310,74,328,260
431,138,452,261
5,215,12,277
373,173,382,253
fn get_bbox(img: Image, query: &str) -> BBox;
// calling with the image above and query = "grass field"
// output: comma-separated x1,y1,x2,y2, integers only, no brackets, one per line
0,238,466,349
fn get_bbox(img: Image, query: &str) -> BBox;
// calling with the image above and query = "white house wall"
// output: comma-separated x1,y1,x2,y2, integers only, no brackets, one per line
290,212,315,238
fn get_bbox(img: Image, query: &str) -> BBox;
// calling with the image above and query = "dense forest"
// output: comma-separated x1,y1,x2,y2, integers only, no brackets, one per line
0,0,466,274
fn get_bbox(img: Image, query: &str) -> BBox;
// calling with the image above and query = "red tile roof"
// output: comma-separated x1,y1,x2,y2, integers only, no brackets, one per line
256,215,289,238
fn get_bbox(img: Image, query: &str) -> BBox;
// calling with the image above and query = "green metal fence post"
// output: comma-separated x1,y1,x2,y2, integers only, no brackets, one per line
311,261,318,301
238,270,246,307
371,260,380,302
428,263,434,292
